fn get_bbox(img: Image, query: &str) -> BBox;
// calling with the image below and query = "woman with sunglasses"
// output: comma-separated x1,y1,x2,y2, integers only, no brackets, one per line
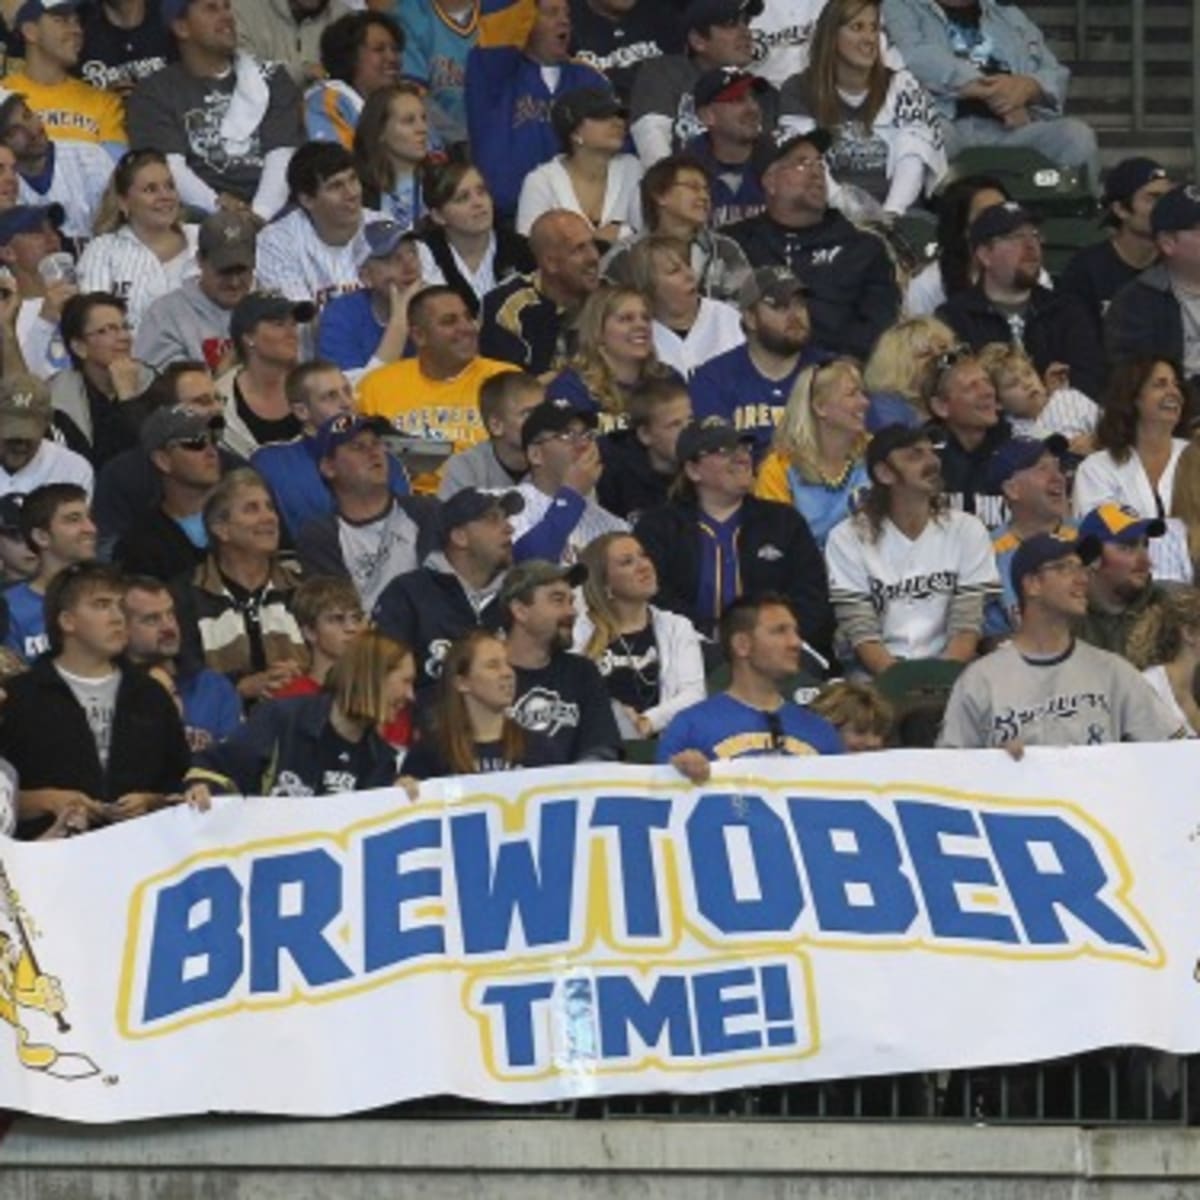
77,150,197,333
400,630,561,782
755,358,872,547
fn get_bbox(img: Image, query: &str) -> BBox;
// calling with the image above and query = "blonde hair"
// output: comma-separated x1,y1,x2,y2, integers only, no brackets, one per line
1171,440,1200,570
862,316,956,409
578,532,641,658
567,285,670,416
808,680,894,739
1126,587,1200,669
326,630,413,725
976,341,1032,386
772,358,869,483
625,234,691,301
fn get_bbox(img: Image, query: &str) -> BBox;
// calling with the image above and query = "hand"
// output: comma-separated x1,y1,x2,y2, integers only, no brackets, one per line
1068,431,1097,457
396,775,420,802
1043,362,1070,392
390,275,424,317
110,792,164,821
979,74,1039,116
42,798,92,839
593,221,624,246
1002,739,1025,761
182,782,213,812
670,749,711,785
38,279,78,324
563,441,603,495
109,355,144,401
263,659,302,695
1001,106,1031,129
622,704,654,738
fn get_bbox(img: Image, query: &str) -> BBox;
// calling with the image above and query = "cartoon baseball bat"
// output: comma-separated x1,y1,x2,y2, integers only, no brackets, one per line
0,859,69,1033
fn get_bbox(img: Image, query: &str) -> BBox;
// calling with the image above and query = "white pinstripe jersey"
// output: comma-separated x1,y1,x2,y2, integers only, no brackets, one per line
77,224,200,330
17,141,113,239
255,207,372,311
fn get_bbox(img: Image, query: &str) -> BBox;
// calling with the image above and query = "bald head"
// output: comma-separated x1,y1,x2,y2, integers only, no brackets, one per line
528,209,601,304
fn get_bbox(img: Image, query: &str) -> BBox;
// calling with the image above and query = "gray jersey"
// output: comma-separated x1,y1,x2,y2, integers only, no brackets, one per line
938,639,1186,749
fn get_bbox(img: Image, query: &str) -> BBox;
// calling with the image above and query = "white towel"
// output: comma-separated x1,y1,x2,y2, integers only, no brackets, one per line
220,52,269,157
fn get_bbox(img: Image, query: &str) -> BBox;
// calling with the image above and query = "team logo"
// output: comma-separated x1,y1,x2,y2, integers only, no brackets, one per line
510,687,579,737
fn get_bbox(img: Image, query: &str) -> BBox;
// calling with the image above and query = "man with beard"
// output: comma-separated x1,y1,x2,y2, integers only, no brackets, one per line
121,575,241,751
939,530,1184,749
500,558,622,762
936,201,1102,399
825,423,999,677
689,266,826,463
1076,502,1169,662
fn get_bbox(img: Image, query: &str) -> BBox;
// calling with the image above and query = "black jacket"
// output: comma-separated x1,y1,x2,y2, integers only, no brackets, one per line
295,495,441,583
596,429,672,522
372,558,505,687
0,655,190,834
1105,263,1187,376
633,495,834,660
937,283,1105,399
724,210,899,359
478,273,574,375
933,418,1013,531
417,227,534,316
189,692,396,797
114,504,207,584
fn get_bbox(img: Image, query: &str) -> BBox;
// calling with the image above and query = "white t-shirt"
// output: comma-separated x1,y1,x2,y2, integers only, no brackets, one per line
337,501,423,612
652,298,745,378
56,665,121,769
825,508,999,661
0,438,94,498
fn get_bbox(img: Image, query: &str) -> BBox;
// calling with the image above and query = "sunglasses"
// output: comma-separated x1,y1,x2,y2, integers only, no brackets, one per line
764,709,786,752
169,433,219,452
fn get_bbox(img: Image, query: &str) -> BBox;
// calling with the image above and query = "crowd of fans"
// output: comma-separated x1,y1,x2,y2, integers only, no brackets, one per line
0,0,1194,841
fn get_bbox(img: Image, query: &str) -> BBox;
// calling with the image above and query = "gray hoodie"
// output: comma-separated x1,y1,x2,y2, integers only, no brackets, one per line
133,278,233,372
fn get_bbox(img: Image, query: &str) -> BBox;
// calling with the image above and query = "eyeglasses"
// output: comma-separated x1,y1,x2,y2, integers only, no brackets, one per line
84,320,133,338
1037,559,1088,577
534,429,596,446
764,709,786,752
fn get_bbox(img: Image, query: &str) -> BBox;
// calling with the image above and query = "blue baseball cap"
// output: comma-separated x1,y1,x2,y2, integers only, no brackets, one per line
0,203,64,246
14,0,79,24
1151,183,1200,237
160,0,196,25
363,219,415,260
985,434,1068,491
1010,530,1100,601
314,412,392,461
1078,502,1166,546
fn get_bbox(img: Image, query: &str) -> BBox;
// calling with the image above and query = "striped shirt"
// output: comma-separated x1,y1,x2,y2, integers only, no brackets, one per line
77,224,200,331
255,207,371,311
510,482,629,565
1009,386,1100,442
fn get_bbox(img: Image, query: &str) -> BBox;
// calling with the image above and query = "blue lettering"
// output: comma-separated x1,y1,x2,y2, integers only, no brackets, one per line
688,795,803,934
363,819,445,972
452,801,577,954
789,799,918,934
590,797,671,938
248,851,352,993
596,974,694,1058
479,981,555,1068
694,967,761,1055
143,866,243,1023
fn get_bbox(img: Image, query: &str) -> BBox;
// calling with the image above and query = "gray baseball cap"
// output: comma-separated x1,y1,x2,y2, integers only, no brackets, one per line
498,559,588,610
198,211,258,271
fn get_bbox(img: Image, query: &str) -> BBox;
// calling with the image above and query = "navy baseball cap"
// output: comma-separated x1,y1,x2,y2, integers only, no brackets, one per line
1010,530,1100,601
230,292,317,345
314,412,392,460
693,68,770,109
674,416,755,464
1078,502,1166,545
0,492,23,535
14,0,78,23
363,219,415,259
439,486,524,544
969,201,1038,249
1101,156,1167,215
160,0,196,24
1151,183,1200,237
141,406,224,454
0,203,64,246
985,434,1068,491
865,422,934,479
520,397,598,451
770,128,832,166
685,0,764,33
550,87,626,145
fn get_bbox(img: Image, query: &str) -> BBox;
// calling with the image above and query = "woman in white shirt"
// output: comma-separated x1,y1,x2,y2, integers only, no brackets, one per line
77,149,198,333
626,234,744,377
516,86,642,248
1128,586,1200,736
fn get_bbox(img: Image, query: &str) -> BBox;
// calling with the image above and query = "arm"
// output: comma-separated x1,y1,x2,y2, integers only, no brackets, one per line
251,148,294,222
935,674,984,749
879,0,982,99
883,155,927,217
825,522,894,674
512,487,586,562
295,517,349,580
515,165,558,238
630,115,673,168
166,153,220,214
187,701,282,796
640,615,707,734
573,660,624,761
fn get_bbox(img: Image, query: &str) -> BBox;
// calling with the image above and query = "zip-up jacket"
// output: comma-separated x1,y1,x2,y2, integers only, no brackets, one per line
1105,263,1187,376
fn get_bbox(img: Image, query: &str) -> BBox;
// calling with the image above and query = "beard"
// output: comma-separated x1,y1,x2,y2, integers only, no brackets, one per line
756,324,808,357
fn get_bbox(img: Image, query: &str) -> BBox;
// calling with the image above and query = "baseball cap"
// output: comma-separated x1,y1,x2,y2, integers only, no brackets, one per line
0,374,50,441
0,203,64,246
674,416,755,465
363,219,415,260
140,405,224,454
693,68,770,109
0,493,24,535
229,292,317,346
1101,156,1167,213
197,210,257,271
736,265,807,309
160,0,197,24
769,128,833,167
968,201,1038,249
520,397,598,451
684,0,765,34
1150,183,1200,237
14,0,79,24
985,433,1068,491
498,559,589,611
313,412,392,461
439,486,524,545
550,87,626,145
1077,502,1166,546
1010,530,1101,601
864,422,934,480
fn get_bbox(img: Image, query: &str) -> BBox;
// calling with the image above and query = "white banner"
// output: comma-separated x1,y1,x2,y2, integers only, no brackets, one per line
2,744,1200,1123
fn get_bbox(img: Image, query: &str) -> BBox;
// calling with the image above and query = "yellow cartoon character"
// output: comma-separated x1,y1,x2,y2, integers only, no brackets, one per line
0,861,98,1080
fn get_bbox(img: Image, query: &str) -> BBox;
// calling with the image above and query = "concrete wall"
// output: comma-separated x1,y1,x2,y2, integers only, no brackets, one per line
4,1118,1200,1199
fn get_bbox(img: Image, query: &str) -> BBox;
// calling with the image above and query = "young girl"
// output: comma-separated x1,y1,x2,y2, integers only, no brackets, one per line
977,342,1098,455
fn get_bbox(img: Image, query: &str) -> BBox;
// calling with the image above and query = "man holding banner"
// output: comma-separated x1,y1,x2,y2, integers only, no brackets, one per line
939,530,1186,749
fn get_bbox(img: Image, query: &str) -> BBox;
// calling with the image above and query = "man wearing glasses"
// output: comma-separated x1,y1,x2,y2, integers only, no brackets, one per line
939,530,1185,749
659,592,843,783
510,397,628,565
935,201,1102,399
727,131,900,359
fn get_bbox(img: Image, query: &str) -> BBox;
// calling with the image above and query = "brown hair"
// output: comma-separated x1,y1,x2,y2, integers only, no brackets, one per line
1097,358,1186,462
354,82,428,194
798,0,891,131
625,234,691,300
92,148,179,236
1126,586,1200,669
578,532,642,658
326,629,413,725
432,630,526,773
808,680,894,739
44,562,126,656
292,575,362,633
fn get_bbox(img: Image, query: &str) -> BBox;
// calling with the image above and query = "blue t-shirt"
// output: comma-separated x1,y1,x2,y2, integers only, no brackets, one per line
178,666,242,743
658,693,844,761
4,582,46,662
316,290,387,372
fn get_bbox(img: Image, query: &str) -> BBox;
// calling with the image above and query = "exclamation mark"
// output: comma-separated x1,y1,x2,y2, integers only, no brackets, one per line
760,963,797,1047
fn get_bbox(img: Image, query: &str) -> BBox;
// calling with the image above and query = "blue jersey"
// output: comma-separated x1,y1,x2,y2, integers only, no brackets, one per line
399,0,478,146
316,290,387,373
4,582,46,663
179,667,242,744
658,692,843,762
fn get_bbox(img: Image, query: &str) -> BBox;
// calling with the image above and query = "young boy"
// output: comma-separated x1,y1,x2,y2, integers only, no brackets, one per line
977,343,1099,456
807,680,894,752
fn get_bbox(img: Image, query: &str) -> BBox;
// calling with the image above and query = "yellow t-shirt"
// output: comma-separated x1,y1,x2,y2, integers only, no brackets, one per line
358,356,516,491
6,72,126,149
754,450,792,503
